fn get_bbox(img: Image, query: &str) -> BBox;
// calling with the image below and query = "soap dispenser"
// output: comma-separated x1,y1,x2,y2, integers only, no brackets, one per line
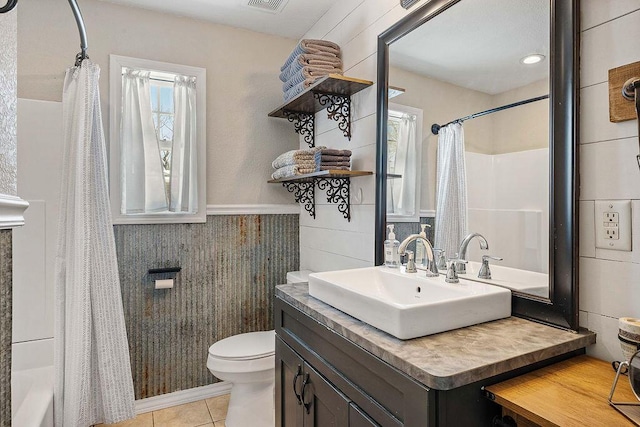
384,225,400,268
415,224,431,266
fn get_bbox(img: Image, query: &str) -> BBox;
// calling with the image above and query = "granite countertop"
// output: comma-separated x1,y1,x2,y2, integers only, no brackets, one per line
276,283,596,390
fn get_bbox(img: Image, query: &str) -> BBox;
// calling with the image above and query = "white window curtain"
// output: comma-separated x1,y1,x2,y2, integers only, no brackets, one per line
55,60,135,426
390,113,417,216
170,75,197,213
120,68,168,213
434,122,468,258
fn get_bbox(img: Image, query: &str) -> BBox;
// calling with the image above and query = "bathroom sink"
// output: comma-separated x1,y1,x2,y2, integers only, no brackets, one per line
308,266,511,340
462,261,549,298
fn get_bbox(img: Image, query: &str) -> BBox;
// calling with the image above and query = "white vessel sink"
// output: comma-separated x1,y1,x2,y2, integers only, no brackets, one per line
462,261,549,298
308,266,511,340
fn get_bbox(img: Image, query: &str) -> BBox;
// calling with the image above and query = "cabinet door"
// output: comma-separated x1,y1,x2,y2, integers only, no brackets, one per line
302,363,349,426
349,403,381,427
276,337,304,427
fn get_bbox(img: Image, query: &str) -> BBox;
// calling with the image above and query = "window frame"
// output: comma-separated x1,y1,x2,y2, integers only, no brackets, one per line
109,54,207,224
386,102,423,223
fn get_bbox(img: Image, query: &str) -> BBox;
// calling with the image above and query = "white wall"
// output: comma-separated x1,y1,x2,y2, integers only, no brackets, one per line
0,9,17,196
299,0,418,272
578,0,640,362
17,0,299,206
11,99,63,368
302,0,640,363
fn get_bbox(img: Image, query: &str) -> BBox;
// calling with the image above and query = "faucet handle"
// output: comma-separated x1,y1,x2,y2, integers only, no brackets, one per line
405,250,417,273
433,248,447,270
445,258,467,284
478,255,502,279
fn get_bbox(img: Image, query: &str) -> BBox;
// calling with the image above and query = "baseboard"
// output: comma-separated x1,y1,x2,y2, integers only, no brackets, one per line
135,382,232,414
206,204,299,215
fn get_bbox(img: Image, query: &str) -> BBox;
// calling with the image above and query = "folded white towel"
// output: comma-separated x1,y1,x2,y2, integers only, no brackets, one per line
272,147,326,169
271,165,316,180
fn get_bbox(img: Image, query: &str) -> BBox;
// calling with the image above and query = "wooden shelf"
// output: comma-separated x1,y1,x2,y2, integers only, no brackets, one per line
485,355,638,426
268,170,372,183
268,170,372,221
268,74,373,147
268,75,373,118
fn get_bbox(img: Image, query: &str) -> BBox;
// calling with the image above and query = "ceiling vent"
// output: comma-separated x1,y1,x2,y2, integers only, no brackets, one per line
245,0,290,14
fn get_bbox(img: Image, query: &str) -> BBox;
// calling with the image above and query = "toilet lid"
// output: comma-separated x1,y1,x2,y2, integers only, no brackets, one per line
208,330,275,361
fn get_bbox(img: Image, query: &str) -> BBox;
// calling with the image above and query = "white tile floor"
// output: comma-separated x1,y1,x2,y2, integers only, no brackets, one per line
99,394,229,427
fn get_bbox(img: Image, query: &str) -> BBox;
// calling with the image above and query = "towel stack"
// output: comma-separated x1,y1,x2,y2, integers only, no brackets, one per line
271,148,320,180
315,148,352,171
279,39,343,102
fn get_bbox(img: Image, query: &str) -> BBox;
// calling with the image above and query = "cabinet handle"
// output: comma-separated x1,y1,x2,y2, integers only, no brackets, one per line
292,365,303,405
301,373,312,414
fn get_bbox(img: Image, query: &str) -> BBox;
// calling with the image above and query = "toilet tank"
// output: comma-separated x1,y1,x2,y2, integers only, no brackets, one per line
286,270,313,284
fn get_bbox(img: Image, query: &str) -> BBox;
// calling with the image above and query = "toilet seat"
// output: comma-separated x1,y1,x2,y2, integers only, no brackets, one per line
208,330,275,361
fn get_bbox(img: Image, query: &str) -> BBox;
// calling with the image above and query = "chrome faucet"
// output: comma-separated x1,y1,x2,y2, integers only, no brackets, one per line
457,232,489,274
398,234,438,276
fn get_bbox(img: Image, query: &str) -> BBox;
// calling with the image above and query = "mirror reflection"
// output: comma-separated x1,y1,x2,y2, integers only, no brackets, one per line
386,0,550,297
387,103,423,222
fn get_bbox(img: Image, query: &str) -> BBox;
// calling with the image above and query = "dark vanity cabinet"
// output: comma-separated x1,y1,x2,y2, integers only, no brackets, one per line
277,337,351,426
275,294,588,427
276,295,437,427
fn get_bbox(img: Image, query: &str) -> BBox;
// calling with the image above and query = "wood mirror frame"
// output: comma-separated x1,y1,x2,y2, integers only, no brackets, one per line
375,0,579,331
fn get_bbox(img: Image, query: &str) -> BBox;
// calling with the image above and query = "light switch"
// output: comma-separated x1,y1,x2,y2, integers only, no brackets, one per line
595,200,632,251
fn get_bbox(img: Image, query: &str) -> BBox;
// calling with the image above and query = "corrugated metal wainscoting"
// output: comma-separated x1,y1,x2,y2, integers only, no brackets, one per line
0,230,12,427
113,214,299,399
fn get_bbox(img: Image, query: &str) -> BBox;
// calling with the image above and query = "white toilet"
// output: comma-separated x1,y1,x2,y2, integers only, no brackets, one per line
207,330,275,427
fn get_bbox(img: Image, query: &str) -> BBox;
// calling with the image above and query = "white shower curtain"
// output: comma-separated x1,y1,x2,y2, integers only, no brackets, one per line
121,68,168,213
390,114,417,216
434,123,468,259
170,75,197,213
54,60,135,427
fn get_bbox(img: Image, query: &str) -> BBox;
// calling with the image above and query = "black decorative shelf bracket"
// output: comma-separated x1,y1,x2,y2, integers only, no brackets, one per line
317,178,351,221
313,92,352,140
284,111,315,147
283,182,315,218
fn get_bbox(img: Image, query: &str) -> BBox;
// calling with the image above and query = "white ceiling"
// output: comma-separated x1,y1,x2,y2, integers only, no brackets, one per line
97,0,341,39
390,0,550,95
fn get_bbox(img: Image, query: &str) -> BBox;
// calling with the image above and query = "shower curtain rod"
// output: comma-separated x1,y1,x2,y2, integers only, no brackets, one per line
430,94,549,135
0,0,88,65
68,0,89,65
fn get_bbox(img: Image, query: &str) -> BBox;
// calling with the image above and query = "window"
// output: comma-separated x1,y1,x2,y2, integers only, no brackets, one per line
387,103,423,222
109,55,206,224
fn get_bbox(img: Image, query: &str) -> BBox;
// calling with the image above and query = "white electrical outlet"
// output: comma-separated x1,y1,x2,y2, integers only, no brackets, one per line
595,200,632,251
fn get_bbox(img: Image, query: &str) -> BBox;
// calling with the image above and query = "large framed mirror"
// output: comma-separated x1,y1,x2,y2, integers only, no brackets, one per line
375,0,578,330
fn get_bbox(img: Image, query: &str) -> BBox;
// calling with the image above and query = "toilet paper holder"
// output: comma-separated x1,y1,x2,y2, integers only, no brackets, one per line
148,267,181,290
148,267,182,275
622,77,640,171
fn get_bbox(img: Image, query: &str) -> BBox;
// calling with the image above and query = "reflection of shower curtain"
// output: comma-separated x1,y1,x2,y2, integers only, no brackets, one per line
170,75,197,212
55,60,135,426
121,68,168,213
390,114,417,215
434,123,468,258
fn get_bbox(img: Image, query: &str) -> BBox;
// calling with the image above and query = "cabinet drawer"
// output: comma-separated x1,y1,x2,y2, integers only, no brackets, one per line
276,296,434,426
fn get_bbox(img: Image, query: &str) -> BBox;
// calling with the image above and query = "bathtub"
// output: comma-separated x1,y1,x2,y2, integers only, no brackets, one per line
12,366,54,427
